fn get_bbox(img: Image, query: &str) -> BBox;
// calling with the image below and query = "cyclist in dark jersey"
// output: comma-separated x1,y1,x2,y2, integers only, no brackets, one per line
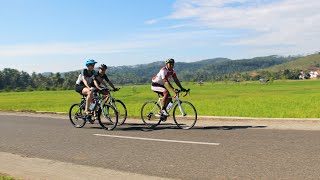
75,59,99,116
92,64,119,95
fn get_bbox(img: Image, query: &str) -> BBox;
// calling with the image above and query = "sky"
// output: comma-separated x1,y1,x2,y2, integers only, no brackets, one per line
0,0,319,73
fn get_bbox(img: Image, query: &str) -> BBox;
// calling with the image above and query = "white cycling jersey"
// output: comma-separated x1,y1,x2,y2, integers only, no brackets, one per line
75,69,96,86
152,67,176,85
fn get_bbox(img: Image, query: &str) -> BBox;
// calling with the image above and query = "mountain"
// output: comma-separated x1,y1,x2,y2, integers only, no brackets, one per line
258,54,320,72
99,55,299,83
57,55,302,85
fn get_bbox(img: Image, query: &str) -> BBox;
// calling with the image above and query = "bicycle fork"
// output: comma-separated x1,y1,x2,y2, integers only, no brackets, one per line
177,101,187,116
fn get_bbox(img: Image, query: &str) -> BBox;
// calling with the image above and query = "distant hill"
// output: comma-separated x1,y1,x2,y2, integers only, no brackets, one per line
100,55,299,83
59,56,300,84
259,54,320,72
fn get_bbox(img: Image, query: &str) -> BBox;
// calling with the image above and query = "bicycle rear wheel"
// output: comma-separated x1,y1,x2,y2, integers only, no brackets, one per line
113,100,127,125
69,103,86,128
99,104,118,130
141,101,161,126
173,101,197,129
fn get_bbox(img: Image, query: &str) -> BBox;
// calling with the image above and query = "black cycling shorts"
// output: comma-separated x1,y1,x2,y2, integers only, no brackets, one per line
75,84,85,94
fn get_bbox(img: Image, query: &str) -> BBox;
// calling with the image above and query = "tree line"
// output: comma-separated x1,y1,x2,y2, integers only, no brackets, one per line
0,68,306,92
0,68,75,91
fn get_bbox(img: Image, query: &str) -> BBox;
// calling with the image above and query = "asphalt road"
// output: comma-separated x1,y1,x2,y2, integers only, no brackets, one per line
0,113,320,179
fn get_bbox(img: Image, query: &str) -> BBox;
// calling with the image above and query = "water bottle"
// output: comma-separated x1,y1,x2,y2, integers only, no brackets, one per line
89,101,96,111
167,102,173,110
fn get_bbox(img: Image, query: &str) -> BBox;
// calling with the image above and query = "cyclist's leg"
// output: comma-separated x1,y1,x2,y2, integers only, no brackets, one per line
162,89,171,111
151,85,170,115
102,89,109,96
81,87,93,113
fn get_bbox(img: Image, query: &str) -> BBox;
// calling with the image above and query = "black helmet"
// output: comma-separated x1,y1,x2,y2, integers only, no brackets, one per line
100,64,107,70
165,58,175,64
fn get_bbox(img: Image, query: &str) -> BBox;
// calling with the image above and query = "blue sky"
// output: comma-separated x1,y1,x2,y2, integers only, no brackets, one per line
0,0,319,73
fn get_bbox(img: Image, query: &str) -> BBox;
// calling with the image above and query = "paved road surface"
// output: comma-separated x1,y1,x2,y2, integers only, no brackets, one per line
0,113,320,179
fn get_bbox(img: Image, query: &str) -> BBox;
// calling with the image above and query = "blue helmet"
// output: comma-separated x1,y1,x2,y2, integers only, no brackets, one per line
85,59,97,67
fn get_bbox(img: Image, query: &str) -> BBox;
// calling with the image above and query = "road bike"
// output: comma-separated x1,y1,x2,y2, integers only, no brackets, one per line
69,90,118,130
140,89,197,129
103,88,127,125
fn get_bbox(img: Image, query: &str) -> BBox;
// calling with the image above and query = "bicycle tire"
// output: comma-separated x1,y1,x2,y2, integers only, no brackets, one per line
140,100,162,127
99,103,118,130
173,101,197,129
113,100,127,125
69,103,86,128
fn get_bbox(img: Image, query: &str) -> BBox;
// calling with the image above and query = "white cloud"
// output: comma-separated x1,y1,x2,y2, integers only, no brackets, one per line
144,19,159,25
152,0,320,55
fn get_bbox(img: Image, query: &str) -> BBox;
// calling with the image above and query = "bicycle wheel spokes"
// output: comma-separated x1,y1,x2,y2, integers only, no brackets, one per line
141,101,161,126
69,103,86,128
173,101,197,129
113,100,127,125
99,104,118,130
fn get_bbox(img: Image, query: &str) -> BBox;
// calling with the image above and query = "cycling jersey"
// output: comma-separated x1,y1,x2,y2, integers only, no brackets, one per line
152,67,176,85
75,69,97,86
93,73,110,86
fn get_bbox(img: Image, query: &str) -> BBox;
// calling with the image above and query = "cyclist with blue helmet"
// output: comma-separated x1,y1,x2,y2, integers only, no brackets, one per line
151,58,187,116
75,59,99,120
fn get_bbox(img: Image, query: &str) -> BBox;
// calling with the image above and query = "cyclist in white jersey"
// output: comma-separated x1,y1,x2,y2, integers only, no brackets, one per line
151,58,187,116
75,59,99,120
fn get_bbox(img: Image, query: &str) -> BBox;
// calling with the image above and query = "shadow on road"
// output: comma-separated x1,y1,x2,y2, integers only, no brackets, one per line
194,125,267,130
110,123,267,132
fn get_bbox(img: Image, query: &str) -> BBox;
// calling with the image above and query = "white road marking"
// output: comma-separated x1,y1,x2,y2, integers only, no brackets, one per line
93,134,220,146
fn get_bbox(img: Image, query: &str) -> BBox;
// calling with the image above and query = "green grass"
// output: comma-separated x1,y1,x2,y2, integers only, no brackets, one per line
0,175,16,180
1,80,320,118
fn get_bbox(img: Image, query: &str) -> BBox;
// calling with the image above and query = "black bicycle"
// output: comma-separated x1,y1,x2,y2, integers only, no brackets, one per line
103,88,127,125
69,91,118,130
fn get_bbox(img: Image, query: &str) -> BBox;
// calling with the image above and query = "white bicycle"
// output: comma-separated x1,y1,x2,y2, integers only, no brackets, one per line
140,89,197,129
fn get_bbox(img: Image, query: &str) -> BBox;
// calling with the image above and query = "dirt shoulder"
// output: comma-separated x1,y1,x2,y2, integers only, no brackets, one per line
0,152,170,180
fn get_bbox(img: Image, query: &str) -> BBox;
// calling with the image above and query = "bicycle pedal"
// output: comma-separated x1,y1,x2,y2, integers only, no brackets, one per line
160,116,167,122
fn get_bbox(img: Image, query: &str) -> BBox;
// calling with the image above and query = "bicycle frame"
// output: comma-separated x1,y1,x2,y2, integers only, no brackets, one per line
154,92,186,116
100,90,118,110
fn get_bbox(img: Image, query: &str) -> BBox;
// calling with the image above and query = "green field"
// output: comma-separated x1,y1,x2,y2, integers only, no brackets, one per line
1,80,320,118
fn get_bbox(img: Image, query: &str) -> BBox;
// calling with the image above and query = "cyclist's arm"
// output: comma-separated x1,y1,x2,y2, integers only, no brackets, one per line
81,69,92,89
98,76,109,89
82,76,91,89
172,74,184,90
94,76,104,91
163,77,175,91
104,75,116,89
107,81,116,89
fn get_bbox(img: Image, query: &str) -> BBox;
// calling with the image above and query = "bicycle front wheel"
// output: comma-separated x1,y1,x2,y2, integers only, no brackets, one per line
141,101,161,126
99,104,118,130
69,103,86,128
173,101,197,129
113,100,127,125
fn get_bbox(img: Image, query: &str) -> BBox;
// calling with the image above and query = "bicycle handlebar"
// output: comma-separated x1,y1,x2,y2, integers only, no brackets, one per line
98,87,120,92
110,88,120,92
175,89,190,97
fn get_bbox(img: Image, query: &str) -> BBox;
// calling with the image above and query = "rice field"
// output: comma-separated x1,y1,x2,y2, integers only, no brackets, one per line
1,80,320,118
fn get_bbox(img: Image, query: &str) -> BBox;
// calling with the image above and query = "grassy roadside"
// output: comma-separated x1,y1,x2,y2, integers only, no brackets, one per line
0,174,16,180
1,80,320,118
